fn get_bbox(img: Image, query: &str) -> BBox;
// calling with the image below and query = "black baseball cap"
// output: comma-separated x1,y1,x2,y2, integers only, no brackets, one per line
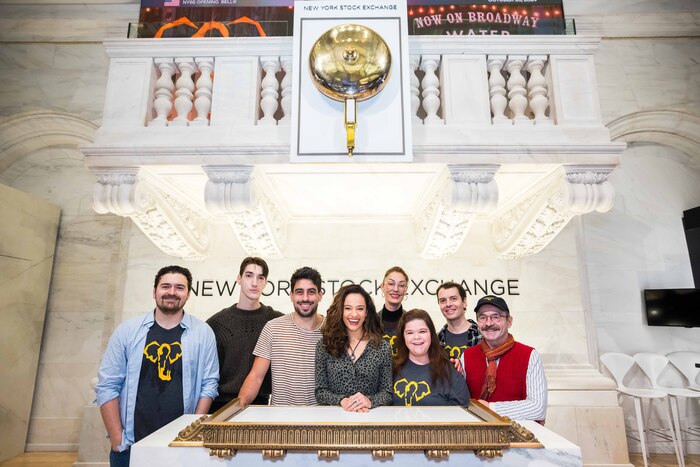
474,295,510,314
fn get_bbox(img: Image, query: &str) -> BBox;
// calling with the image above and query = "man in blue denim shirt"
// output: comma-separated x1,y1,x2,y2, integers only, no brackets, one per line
96,265,219,467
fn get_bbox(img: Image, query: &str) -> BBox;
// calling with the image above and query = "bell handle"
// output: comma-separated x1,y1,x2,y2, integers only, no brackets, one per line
345,98,356,157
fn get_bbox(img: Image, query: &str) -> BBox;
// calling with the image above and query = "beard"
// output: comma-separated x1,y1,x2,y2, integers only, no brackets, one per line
157,296,184,315
293,301,318,318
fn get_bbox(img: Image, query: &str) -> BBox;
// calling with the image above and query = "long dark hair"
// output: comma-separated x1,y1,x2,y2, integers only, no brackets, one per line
393,308,452,386
321,284,383,357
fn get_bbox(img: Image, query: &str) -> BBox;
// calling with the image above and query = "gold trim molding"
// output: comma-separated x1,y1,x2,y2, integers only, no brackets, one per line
172,399,542,460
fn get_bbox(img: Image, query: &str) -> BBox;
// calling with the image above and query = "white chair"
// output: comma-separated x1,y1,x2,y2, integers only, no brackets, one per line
600,352,682,467
667,351,700,392
635,352,700,467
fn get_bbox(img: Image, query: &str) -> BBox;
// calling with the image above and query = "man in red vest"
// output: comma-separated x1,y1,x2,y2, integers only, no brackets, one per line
463,295,547,422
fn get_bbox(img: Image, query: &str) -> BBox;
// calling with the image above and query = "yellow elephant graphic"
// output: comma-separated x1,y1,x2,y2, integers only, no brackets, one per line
144,341,182,381
394,378,431,406
445,344,467,360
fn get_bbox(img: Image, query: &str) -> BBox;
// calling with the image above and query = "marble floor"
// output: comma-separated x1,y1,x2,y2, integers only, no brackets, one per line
0,453,76,466
2,452,700,467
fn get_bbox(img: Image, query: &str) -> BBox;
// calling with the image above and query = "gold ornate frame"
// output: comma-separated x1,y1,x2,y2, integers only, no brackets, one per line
171,399,542,460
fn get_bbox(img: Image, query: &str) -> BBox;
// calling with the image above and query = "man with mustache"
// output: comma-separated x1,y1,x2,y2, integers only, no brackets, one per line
206,257,282,412
96,265,219,467
462,295,547,422
239,266,325,406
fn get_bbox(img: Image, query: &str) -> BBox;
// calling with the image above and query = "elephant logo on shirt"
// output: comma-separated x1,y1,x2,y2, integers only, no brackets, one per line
144,341,182,381
394,378,431,406
383,334,398,357
445,344,467,359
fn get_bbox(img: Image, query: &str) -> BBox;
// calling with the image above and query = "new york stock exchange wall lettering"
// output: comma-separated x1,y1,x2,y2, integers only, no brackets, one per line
189,277,520,298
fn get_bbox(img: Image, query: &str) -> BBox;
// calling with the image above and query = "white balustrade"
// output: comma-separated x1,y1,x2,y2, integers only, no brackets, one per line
149,58,176,127
419,55,442,125
96,36,612,155
279,57,292,124
505,55,530,125
171,58,196,126
192,57,214,126
259,56,281,126
525,55,552,125
487,55,508,125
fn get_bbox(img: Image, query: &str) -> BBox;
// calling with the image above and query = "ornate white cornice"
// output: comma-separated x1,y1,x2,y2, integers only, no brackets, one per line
416,164,499,259
203,165,285,258
203,165,254,216
493,165,615,259
92,167,210,260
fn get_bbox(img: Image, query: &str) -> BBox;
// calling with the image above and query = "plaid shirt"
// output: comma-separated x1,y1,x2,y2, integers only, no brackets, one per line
438,319,482,351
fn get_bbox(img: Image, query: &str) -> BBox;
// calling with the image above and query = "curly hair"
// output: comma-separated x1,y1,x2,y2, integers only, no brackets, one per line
393,308,452,386
321,284,383,357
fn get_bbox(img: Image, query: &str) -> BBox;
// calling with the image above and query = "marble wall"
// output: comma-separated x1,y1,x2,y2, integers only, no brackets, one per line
0,146,128,451
0,184,60,462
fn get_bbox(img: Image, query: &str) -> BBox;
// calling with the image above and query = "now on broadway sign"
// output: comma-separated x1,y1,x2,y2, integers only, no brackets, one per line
408,0,565,35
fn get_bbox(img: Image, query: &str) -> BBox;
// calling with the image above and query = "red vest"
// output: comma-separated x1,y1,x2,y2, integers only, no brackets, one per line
463,341,533,403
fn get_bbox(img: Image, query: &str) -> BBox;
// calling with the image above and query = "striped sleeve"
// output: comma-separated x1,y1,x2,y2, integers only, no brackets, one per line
489,350,547,421
253,321,273,360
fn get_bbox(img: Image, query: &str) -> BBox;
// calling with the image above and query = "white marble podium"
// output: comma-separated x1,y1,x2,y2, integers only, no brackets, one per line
130,407,582,467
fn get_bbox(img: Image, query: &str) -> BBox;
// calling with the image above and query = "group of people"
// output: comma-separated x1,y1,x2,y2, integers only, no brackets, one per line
96,258,547,467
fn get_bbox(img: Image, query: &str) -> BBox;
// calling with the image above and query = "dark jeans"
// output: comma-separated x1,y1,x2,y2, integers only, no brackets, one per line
109,447,130,467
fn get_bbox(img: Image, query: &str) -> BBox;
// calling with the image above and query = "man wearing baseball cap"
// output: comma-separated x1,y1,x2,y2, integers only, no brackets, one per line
462,295,547,422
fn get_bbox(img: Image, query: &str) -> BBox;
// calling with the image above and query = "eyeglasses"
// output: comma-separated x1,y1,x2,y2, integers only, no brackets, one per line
476,313,508,323
384,281,407,291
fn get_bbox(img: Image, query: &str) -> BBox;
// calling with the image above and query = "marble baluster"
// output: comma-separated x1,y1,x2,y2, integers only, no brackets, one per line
259,56,281,126
191,57,214,126
506,55,531,125
409,55,421,123
170,58,196,127
487,55,509,125
148,58,176,127
279,57,292,124
526,55,553,126
420,55,442,125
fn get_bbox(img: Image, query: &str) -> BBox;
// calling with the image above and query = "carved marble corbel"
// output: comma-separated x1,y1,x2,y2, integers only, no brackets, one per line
416,164,499,259
203,165,285,258
93,168,153,216
92,167,210,260
493,165,615,259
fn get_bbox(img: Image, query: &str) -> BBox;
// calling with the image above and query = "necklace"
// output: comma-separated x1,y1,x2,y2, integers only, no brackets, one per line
349,331,366,362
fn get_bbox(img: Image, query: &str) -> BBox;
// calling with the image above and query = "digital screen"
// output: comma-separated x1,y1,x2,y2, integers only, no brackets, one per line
644,289,700,328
